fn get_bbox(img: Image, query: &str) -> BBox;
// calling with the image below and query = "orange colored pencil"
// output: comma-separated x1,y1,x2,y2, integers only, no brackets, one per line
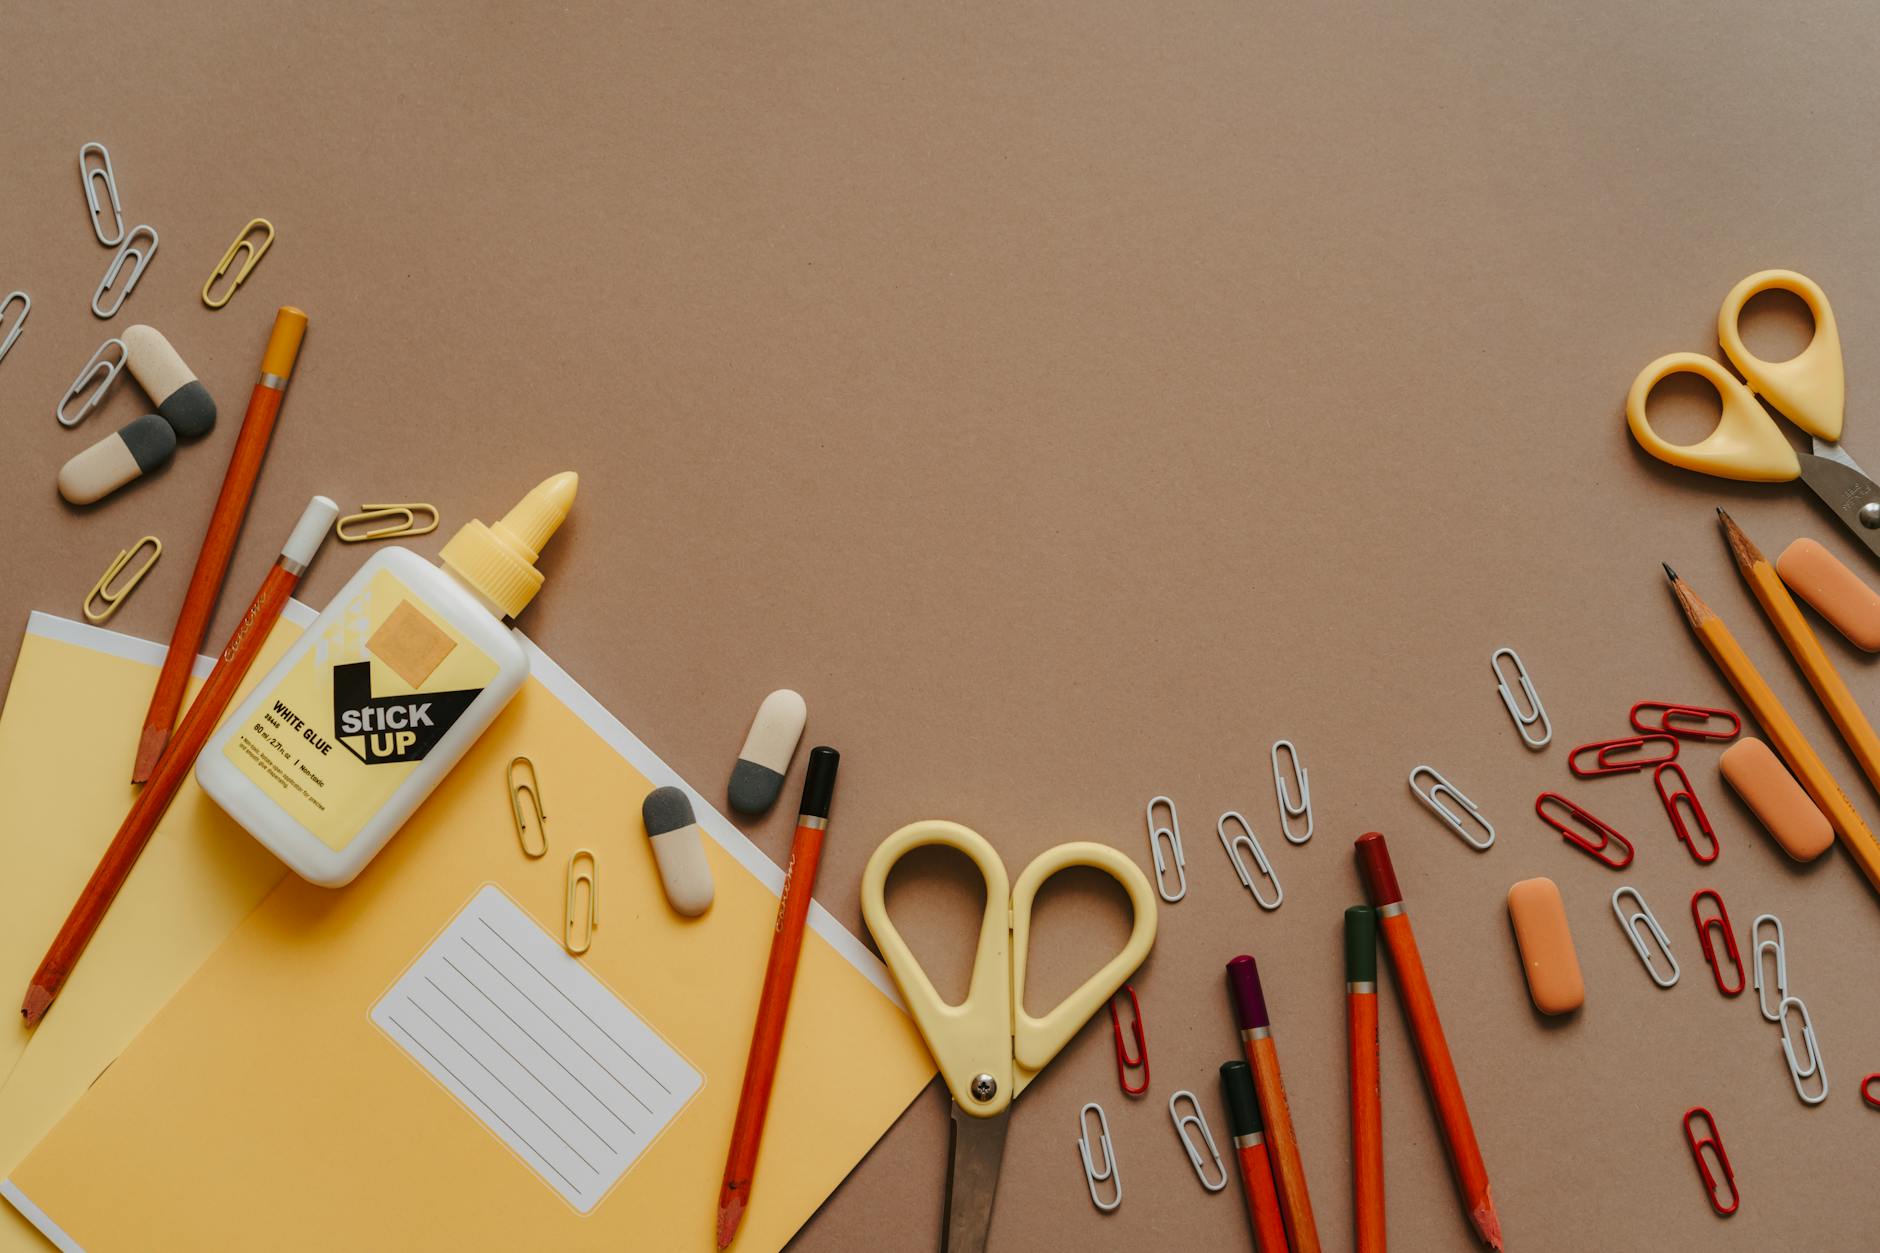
133,306,306,781
1347,905,1385,1251
1355,832,1500,1250
1220,1060,1289,1253
23,497,338,1027
716,747,839,1248
1228,954,1321,1253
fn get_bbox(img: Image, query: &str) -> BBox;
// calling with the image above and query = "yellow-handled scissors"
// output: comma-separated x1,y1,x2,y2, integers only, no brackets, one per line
861,821,1157,1253
1627,270,1880,559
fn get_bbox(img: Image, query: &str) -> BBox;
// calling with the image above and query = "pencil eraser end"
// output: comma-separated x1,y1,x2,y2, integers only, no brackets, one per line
1354,832,1402,906
1226,955,1269,1031
261,307,309,379
1776,538,1880,651
1719,738,1835,861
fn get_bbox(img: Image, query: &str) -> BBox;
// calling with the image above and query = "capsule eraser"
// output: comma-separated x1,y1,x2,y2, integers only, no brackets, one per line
1776,538,1880,652
728,689,806,815
1720,737,1834,861
641,786,714,916
122,325,216,438
1507,877,1583,1015
58,413,176,505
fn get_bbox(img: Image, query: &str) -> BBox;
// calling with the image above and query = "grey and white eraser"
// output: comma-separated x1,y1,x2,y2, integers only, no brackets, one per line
728,689,806,815
122,325,216,438
58,413,176,505
641,785,714,916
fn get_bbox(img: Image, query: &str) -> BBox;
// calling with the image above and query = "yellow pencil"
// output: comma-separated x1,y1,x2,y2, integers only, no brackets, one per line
1717,511,1880,882
1665,561,1880,895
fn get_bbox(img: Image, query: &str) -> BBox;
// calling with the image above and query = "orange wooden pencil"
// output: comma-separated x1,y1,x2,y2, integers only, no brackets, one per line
1228,953,1321,1253
23,497,338,1027
1347,905,1386,1252
1220,1060,1289,1253
133,306,307,781
1716,511,1880,891
1664,561,1880,890
716,746,839,1248
1355,832,1500,1250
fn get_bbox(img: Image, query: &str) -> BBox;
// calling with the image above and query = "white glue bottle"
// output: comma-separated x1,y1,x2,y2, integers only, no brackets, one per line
198,472,578,886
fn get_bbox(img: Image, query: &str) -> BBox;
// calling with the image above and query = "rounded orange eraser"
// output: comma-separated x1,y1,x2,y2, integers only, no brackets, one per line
1507,877,1583,1015
1776,538,1880,652
1719,737,1835,861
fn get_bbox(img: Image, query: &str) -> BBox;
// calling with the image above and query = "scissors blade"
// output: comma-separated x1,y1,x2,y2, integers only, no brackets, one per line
1798,447,1880,562
941,1103,1011,1253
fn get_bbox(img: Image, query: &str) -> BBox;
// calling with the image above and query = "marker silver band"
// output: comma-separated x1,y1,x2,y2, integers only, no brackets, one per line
1232,1131,1265,1150
1379,901,1406,918
798,815,828,831
1347,980,1376,994
280,554,309,577
259,371,288,389
1238,1025,1271,1042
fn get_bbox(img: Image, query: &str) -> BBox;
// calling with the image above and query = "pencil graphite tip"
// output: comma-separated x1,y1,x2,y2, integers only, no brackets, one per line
21,984,51,1027
1662,562,1679,582
716,1196,745,1249
132,725,170,784
1473,1190,1505,1249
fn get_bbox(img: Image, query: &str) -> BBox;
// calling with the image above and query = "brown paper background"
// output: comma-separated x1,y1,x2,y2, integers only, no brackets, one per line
3,2,1879,1248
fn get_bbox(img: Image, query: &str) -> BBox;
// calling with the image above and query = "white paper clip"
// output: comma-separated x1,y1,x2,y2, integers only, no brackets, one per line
1611,886,1679,988
1491,646,1551,749
1167,1090,1227,1192
92,224,158,319
1076,1102,1121,1213
1217,811,1283,910
1408,765,1494,850
1146,795,1186,903
1777,995,1827,1105
1752,914,1787,1024
80,142,125,246
0,291,29,368
57,336,129,427
1271,739,1312,844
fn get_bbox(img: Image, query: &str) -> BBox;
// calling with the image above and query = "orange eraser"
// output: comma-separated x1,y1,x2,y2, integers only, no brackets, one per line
1507,877,1583,1015
1719,737,1835,861
1776,538,1880,652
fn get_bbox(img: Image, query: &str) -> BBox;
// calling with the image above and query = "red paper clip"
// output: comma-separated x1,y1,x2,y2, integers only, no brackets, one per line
1534,793,1636,868
1568,734,1680,777
1862,1074,1880,1110
1691,889,1745,996
1108,985,1148,1096
1683,1107,1738,1217
1631,701,1742,741
1655,762,1719,864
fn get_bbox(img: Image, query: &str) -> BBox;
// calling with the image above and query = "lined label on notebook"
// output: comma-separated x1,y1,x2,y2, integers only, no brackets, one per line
370,885,701,1212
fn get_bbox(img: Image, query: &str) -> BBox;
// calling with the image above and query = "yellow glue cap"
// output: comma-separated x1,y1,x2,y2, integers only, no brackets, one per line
439,471,577,617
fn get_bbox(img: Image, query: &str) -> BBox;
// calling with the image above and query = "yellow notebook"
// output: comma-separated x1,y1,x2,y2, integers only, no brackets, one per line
0,610,312,1253
4,634,932,1251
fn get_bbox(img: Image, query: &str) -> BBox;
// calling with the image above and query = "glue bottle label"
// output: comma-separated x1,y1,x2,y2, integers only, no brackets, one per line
220,568,500,851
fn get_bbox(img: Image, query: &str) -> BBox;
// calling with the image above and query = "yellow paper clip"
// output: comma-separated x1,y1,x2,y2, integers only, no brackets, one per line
83,536,161,624
201,218,275,309
508,756,547,858
565,850,598,955
335,503,440,543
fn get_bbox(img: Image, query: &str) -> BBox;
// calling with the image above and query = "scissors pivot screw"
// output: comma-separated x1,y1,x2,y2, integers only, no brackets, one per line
1861,502,1880,529
970,1074,997,1102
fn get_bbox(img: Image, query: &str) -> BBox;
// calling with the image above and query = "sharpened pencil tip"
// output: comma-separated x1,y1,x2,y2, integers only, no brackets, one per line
21,984,51,1027
1662,563,1679,582
716,1196,745,1249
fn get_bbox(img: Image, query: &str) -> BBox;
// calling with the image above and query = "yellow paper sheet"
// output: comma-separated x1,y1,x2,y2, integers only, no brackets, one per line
5,639,933,1251
0,610,310,1253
